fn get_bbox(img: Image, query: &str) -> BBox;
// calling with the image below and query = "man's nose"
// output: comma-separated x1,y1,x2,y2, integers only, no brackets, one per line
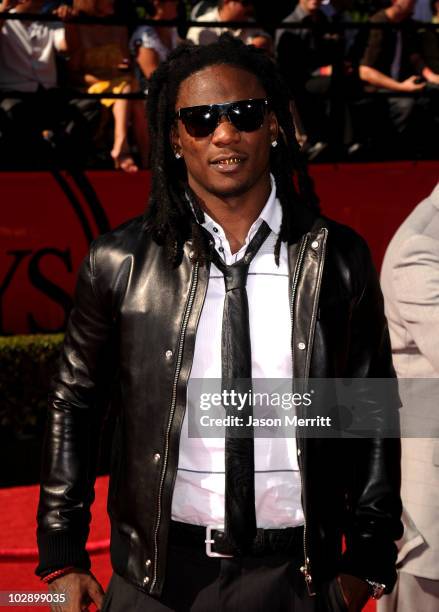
211,116,241,145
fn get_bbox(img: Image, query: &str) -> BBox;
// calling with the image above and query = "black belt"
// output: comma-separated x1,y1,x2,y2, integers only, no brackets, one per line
169,520,304,558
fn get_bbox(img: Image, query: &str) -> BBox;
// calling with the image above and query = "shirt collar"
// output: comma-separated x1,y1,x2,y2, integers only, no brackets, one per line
198,175,281,264
202,174,281,238
259,174,281,236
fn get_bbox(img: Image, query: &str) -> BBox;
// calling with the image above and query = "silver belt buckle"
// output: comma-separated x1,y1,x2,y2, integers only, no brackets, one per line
205,525,234,558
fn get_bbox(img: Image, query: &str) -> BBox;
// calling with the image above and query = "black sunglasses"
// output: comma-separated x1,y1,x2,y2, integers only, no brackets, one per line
175,98,269,138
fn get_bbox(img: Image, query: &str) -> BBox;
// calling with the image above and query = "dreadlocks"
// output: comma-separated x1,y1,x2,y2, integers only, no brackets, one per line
146,34,319,266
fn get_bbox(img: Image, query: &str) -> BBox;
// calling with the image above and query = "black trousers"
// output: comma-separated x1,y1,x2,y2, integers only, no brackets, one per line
102,542,348,612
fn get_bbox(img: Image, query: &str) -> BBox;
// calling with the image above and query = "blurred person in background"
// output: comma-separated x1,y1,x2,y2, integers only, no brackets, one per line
359,0,439,157
414,0,434,20
130,0,181,162
190,0,216,18
0,0,67,91
130,0,180,86
380,183,439,612
276,0,339,159
186,0,272,52
66,0,149,171
419,0,439,140
418,0,439,76
0,0,85,167
320,0,358,54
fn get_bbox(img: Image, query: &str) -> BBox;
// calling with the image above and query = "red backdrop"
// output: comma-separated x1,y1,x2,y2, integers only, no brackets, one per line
1,162,438,335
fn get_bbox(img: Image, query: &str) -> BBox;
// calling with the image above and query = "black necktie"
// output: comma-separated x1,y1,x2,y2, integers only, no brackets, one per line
211,220,271,553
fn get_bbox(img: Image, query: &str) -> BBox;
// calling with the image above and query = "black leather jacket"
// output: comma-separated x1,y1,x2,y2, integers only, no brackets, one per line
37,208,403,597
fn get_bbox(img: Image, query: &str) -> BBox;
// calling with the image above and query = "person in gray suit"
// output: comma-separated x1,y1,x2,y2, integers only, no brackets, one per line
380,183,439,612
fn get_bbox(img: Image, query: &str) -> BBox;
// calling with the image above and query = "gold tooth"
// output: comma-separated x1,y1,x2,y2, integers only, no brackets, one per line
218,158,240,165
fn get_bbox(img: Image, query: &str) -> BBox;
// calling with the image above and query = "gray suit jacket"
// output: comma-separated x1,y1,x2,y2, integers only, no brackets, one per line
381,183,439,579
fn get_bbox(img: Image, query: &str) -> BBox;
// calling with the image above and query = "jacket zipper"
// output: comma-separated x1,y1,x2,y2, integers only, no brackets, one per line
304,228,328,378
151,260,200,592
301,228,327,596
289,236,316,597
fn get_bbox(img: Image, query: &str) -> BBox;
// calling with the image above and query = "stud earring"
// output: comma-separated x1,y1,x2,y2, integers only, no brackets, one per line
175,151,182,159
271,140,278,148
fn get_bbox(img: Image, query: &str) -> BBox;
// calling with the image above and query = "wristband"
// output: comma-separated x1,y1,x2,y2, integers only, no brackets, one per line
41,566,76,584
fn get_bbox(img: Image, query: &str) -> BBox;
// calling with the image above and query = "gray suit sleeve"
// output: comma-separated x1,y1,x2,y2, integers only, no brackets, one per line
392,233,439,372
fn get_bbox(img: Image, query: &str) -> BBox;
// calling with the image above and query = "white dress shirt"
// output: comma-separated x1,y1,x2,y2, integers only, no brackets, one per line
172,177,304,529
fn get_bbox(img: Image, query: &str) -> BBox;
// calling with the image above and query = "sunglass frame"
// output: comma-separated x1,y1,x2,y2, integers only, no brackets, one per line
175,98,269,137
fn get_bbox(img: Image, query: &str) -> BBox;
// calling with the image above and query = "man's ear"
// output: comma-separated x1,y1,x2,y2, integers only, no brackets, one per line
268,111,279,144
170,124,182,158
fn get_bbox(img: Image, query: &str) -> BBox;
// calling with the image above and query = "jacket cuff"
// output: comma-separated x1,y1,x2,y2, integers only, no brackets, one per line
35,530,91,577
340,537,398,593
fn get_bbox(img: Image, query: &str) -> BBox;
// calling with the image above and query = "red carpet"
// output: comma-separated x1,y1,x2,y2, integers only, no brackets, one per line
0,477,111,611
0,476,375,611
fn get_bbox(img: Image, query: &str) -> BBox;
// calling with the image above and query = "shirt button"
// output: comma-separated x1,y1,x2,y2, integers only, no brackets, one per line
311,241,319,249
298,342,306,350
145,559,151,568
165,350,173,360
213,227,218,233
153,453,161,462
143,576,150,585
218,247,224,253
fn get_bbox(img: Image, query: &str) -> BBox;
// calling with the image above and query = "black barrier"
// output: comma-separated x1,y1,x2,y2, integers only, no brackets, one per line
1,10,438,164
1,12,439,29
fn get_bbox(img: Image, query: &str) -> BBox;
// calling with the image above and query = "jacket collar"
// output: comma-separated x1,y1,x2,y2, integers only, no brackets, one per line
201,174,281,238
185,176,320,247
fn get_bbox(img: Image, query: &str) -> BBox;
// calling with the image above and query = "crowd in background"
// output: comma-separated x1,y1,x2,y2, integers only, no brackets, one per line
0,0,438,170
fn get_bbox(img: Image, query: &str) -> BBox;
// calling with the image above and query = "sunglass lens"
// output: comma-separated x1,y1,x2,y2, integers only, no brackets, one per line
180,107,218,137
230,100,266,132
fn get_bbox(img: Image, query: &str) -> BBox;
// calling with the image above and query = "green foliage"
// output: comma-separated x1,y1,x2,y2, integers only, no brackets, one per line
0,335,63,438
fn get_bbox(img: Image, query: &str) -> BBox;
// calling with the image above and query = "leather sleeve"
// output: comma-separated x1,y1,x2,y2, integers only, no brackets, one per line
341,238,403,591
36,244,114,576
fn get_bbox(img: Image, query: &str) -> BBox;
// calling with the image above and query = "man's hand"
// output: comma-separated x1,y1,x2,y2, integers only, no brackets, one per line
52,4,77,20
359,65,423,92
248,35,272,54
399,75,426,92
48,570,105,612
422,67,439,85
337,573,371,612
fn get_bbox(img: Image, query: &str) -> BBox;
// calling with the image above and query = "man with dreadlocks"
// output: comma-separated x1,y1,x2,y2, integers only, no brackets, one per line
37,35,402,612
